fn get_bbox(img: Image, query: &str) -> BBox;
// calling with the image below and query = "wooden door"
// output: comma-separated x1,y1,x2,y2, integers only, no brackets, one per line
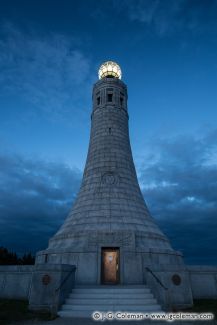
101,248,119,284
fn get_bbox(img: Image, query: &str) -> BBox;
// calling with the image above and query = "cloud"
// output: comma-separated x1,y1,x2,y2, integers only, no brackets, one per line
1,128,216,264
139,129,217,264
0,22,92,121
113,0,217,36
0,153,81,254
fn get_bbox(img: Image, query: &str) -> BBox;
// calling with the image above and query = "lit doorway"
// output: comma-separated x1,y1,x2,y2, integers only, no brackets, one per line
101,248,120,284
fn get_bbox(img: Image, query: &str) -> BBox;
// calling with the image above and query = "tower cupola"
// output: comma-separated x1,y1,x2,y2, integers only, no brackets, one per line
98,61,122,79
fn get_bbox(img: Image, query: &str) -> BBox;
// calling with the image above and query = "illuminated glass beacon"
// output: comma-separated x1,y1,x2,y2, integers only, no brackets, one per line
98,61,122,80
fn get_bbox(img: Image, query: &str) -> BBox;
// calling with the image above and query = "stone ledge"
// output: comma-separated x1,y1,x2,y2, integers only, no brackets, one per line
0,265,34,272
187,265,217,272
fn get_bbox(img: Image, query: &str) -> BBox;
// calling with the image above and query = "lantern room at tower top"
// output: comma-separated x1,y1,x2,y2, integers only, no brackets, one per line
98,61,122,79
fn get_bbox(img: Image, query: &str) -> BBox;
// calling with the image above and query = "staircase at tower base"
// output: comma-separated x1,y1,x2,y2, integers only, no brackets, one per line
58,285,162,318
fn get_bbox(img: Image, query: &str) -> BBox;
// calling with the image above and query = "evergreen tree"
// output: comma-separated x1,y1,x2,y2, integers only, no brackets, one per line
0,247,35,265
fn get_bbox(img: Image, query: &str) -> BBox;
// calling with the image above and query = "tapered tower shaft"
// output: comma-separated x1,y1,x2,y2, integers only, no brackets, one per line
49,75,170,249
36,62,184,286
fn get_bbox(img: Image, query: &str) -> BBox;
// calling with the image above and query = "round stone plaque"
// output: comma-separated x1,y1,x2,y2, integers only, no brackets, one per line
42,274,51,285
172,274,181,286
102,172,119,185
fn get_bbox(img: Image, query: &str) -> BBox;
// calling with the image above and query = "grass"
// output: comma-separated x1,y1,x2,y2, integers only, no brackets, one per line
0,299,55,325
182,299,217,318
189,299,217,317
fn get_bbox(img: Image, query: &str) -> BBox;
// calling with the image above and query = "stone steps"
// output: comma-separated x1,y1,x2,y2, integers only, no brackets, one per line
58,285,162,318
68,293,153,299
65,298,157,305
62,304,161,311
71,287,151,294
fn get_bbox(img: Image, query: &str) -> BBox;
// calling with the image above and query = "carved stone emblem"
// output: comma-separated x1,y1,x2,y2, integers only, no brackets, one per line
102,172,119,185
42,274,51,285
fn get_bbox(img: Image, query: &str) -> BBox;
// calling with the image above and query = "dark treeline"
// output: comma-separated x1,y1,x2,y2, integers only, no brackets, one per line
0,247,35,265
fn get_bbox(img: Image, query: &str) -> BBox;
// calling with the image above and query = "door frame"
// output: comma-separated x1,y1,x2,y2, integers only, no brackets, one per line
100,247,120,285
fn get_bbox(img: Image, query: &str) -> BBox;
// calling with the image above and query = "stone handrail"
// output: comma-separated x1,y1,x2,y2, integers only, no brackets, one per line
55,267,76,293
145,267,168,290
51,266,76,316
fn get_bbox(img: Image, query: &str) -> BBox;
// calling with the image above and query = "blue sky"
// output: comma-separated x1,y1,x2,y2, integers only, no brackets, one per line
0,0,217,264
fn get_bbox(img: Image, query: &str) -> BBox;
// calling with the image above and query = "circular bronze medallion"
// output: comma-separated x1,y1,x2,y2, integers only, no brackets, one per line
172,274,181,286
42,274,51,285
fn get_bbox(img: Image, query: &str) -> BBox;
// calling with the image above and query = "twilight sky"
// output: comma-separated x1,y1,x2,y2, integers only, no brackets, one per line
0,0,217,264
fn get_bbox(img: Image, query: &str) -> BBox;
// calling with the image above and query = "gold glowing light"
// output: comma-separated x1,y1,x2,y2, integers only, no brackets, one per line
98,61,122,80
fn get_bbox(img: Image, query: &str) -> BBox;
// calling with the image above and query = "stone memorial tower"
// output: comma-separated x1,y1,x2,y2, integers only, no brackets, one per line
35,61,192,309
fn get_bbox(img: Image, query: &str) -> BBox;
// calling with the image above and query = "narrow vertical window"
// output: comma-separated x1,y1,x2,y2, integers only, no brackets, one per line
107,93,113,102
45,254,48,263
120,92,124,107
97,97,100,105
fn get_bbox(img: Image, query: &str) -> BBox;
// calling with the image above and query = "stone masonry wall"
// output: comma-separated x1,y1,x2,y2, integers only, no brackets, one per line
188,265,217,299
0,265,34,299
